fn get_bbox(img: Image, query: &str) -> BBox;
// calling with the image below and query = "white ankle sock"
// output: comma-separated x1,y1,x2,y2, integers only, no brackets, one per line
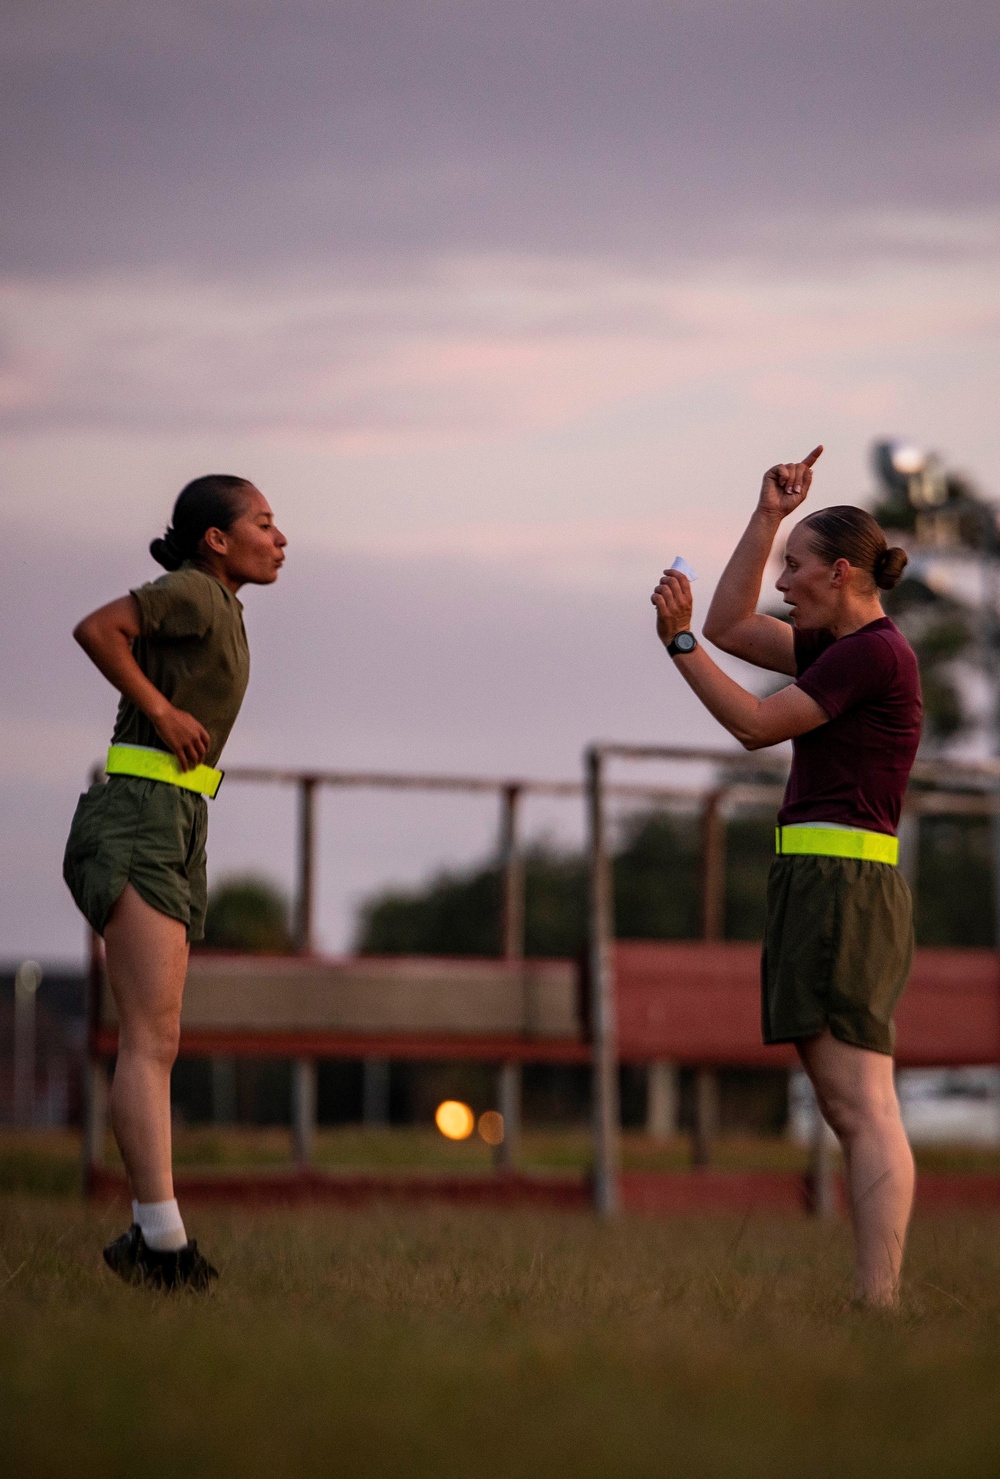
134,1198,188,1252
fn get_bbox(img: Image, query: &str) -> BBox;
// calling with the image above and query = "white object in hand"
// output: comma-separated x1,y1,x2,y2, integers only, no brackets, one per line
670,556,699,582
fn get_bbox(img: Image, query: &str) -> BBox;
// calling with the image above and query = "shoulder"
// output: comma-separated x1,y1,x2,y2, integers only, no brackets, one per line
130,564,219,637
133,563,212,600
849,619,915,677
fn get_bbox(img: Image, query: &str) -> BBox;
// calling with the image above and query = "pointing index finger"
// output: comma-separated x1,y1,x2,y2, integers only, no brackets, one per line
802,445,824,468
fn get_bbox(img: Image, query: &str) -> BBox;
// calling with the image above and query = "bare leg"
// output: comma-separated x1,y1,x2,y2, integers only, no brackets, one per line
797,1030,914,1306
103,884,188,1204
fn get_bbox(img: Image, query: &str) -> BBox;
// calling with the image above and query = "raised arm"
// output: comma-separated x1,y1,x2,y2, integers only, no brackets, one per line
73,596,210,770
702,447,823,677
651,570,828,750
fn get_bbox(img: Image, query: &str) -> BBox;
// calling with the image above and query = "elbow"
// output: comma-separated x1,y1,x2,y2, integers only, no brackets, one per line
730,724,760,751
731,713,773,751
73,615,102,655
703,624,742,659
701,617,729,651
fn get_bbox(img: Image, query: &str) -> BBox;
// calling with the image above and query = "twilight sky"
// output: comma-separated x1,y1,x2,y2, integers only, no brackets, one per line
3,0,1000,961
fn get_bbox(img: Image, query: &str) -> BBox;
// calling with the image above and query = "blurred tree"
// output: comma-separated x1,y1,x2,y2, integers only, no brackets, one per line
869,441,999,747
356,810,778,956
200,875,293,953
356,845,587,957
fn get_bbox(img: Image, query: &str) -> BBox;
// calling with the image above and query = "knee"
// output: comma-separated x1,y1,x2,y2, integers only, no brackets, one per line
818,1083,899,1142
120,1011,181,1070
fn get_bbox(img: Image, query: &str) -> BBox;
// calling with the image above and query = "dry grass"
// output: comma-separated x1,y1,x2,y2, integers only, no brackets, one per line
1,1135,1000,1478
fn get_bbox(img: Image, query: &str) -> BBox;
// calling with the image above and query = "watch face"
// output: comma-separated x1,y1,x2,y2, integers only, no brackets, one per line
674,631,696,652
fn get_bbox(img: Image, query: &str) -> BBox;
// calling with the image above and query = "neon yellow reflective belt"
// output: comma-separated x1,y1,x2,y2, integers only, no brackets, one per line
106,744,223,799
775,824,898,865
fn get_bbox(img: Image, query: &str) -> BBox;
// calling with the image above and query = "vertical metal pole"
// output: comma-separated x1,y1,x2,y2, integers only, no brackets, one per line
500,784,526,961
694,789,726,1166
897,808,920,892
700,789,726,942
496,1060,522,1169
82,926,107,1192
691,1067,719,1169
295,776,317,955
83,1059,108,1182
14,961,41,1128
587,746,620,1216
362,1059,391,1125
211,1058,237,1124
292,1058,317,1170
646,1061,678,1139
498,783,525,1169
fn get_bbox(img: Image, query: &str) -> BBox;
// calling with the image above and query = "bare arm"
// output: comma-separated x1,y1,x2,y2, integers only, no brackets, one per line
702,447,823,677
652,571,828,749
73,596,210,770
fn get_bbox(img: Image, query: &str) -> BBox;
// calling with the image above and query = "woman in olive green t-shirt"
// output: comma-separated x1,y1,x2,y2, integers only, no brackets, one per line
64,475,286,1290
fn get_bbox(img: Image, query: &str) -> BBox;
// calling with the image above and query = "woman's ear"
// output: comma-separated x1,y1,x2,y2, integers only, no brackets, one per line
830,557,851,587
202,526,228,556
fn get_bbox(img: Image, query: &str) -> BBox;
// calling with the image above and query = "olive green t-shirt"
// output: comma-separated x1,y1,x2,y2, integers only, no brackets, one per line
111,563,250,769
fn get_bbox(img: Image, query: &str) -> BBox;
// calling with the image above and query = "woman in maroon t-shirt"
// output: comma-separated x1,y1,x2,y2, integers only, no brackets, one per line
652,448,921,1307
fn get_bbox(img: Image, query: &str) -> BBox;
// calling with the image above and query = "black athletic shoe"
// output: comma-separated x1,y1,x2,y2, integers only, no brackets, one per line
103,1224,219,1292
103,1222,143,1283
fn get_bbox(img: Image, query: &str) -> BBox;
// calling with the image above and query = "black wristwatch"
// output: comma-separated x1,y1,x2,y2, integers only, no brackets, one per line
667,631,698,658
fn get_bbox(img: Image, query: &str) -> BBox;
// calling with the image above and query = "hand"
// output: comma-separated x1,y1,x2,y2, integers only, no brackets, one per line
652,569,694,649
757,445,823,519
151,704,211,771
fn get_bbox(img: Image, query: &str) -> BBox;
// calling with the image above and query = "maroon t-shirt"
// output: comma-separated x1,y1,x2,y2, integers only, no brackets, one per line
778,617,922,836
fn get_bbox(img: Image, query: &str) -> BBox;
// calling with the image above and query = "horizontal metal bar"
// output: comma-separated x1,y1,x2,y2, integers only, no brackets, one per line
593,742,1000,789
93,1027,592,1064
222,766,581,796
96,750,1000,805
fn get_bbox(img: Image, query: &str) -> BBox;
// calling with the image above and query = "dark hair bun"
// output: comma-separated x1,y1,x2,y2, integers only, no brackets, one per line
149,474,254,572
149,529,185,571
875,546,908,591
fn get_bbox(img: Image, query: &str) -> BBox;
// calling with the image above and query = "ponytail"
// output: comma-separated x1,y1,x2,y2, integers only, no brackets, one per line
150,475,254,570
800,505,908,591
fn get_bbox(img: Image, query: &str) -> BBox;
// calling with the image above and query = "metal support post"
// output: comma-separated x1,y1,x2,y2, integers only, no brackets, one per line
83,1059,108,1180
587,747,620,1215
292,1058,317,1169
295,776,318,954
694,790,726,1165
646,1061,678,1139
362,1058,391,1125
498,783,525,1168
211,1058,237,1124
700,788,726,942
14,960,41,1128
897,809,919,892
496,1059,521,1169
499,783,526,960
691,1067,719,1168
82,927,107,1191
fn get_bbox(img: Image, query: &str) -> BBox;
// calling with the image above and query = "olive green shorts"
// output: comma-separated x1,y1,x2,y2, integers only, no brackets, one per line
63,775,208,941
761,853,914,1056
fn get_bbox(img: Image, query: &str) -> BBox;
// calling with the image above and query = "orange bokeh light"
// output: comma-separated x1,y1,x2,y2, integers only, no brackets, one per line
435,1100,475,1140
477,1110,505,1146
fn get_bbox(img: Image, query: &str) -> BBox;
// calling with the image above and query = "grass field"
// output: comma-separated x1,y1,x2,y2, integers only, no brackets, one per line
2,1133,1000,1478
